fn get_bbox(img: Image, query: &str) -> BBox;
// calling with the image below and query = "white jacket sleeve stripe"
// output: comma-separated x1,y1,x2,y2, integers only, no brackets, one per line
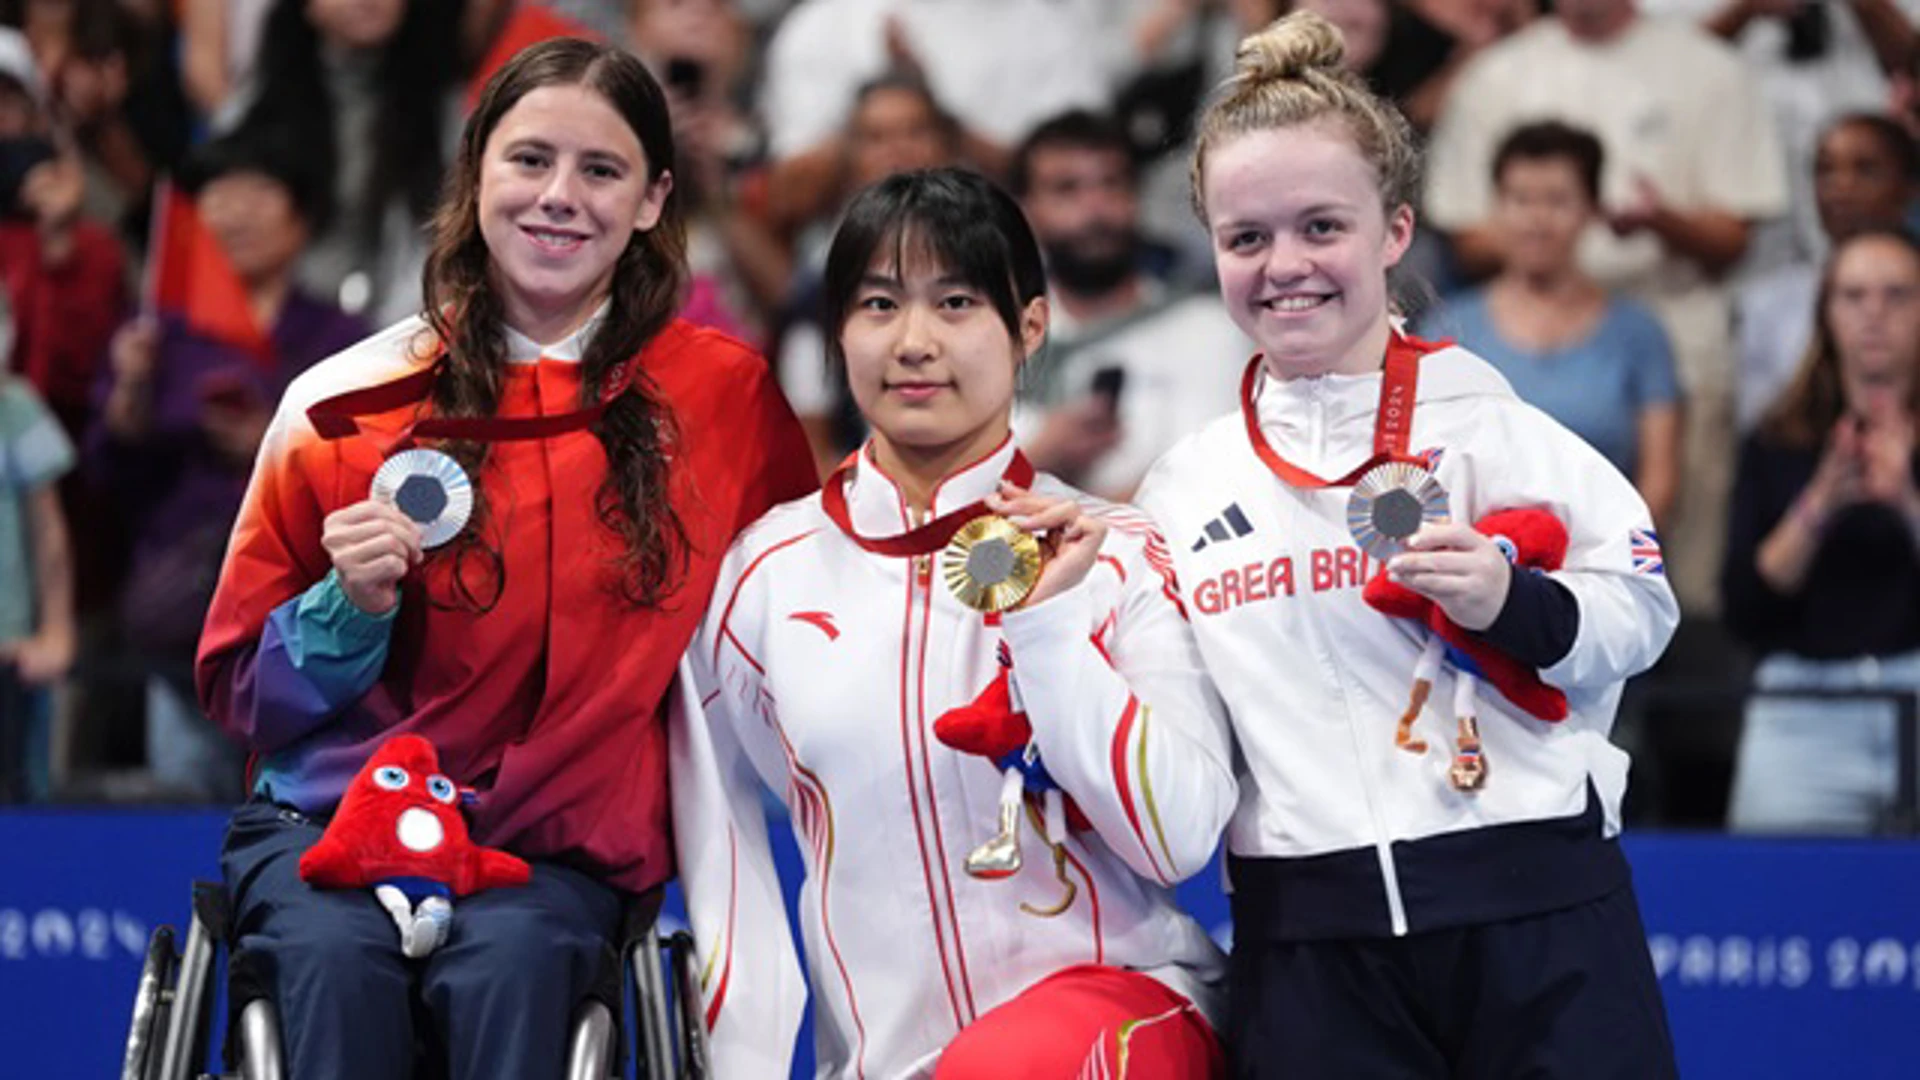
1107,694,1173,885
666,659,806,1077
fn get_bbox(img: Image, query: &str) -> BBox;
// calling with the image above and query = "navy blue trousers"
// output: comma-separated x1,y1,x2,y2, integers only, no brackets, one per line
1227,885,1678,1079
221,800,624,1080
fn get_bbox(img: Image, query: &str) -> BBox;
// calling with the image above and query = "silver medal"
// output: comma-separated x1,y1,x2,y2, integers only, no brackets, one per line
371,449,473,549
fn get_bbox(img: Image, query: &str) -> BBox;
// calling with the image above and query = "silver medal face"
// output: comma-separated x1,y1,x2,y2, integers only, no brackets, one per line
1346,461,1448,562
371,449,473,549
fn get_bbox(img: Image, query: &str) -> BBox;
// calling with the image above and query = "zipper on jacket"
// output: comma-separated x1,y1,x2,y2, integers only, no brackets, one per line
902,509,973,1026
1296,380,1411,936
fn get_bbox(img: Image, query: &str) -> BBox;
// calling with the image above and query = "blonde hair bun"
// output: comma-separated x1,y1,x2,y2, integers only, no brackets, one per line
1236,11,1347,83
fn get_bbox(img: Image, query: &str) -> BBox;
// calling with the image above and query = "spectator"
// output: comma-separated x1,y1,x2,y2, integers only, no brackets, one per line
1738,113,1919,431
770,74,965,474
629,0,789,346
1423,121,1682,526
0,290,78,803
1368,0,1538,132
1010,109,1253,500
0,25,126,444
1424,0,1790,613
90,127,366,802
759,0,1113,168
6,0,191,239
1648,0,1917,267
218,0,464,326
1722,228,1920,833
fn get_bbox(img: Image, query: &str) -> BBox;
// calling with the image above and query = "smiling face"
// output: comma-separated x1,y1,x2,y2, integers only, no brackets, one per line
476,83,673,342
1202,122,1412,378
841,232,1045,471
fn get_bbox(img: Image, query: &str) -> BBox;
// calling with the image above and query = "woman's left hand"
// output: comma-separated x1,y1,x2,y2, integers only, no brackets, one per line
985,481,1108,610
1387,522,1512,632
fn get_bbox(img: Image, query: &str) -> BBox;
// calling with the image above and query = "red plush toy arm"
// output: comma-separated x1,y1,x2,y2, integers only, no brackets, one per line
455,846,533,897
298,834,368,889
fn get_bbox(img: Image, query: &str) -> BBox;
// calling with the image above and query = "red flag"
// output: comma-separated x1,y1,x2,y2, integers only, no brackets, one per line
144,181,273,365
467,5,597,110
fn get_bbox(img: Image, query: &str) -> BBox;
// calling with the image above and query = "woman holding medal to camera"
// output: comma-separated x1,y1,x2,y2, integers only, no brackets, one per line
670,166,1233,1078
1133,12,1681,1078
193,39,815,1078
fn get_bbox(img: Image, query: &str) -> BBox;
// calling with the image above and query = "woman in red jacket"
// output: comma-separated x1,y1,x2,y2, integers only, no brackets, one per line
194,38,815,1078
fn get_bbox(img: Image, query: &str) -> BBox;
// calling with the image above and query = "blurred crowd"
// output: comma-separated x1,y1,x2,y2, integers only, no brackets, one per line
1,0,1917,832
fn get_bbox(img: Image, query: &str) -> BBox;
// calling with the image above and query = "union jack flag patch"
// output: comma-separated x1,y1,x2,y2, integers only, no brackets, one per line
1629,527,1664,576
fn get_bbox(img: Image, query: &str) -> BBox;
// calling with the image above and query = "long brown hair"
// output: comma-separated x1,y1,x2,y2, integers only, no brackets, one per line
1760,228,1920,450
420,37,691,610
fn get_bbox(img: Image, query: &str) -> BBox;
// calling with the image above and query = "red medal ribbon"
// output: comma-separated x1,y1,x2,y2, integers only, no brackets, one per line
1239,334,1437,489
306,350,639,447
820,449,1036,557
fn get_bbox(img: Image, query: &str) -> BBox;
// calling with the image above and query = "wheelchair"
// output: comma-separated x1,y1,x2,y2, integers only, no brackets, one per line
120,881,711,1080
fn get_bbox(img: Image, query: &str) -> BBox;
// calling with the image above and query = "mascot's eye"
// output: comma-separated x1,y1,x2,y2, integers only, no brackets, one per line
374,766,409,791
427,776,456,803
1491,535,1519,564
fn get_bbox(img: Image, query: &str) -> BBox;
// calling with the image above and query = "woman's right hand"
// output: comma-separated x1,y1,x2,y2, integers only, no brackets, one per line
321,501,423,615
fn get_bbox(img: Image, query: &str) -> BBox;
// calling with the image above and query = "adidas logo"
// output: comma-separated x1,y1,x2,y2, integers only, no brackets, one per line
1192,503,1254,552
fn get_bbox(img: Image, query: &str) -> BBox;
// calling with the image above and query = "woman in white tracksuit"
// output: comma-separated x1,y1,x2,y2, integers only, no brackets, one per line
669,167,1234,1079
1133,13,1682,1079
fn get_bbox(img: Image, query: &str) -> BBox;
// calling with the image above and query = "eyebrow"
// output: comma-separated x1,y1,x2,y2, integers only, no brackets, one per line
1213,202,1359,229
857,271,976,289
501,137,634,169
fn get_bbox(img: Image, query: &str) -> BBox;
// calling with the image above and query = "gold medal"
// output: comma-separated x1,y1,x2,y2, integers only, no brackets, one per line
1347,460,1449,562
942,516,1042,613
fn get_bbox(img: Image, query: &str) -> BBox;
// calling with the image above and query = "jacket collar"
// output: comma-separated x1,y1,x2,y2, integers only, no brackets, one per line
842,434,1020,535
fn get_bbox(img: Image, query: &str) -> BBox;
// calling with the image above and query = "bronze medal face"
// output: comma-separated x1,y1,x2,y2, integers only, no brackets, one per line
371,448,473,549
943,516,1042,613
1347,461,1449,562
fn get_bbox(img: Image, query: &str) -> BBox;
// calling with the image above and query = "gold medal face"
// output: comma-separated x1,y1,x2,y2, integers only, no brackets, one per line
943,516,1042,613
1346,461,1449,562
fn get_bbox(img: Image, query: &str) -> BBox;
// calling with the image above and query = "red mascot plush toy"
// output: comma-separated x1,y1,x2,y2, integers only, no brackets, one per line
1363,507,1570,792
299,735,530,957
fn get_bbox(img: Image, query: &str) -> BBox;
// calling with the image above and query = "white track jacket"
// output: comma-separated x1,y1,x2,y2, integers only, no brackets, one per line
1135,340,1680,941
670,439,1234,1078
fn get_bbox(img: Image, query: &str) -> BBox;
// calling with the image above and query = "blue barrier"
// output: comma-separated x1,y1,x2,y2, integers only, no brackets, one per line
4,808,1916,1078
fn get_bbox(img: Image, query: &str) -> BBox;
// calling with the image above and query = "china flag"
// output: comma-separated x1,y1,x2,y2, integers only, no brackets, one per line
145,180,272,364
467,4,597,110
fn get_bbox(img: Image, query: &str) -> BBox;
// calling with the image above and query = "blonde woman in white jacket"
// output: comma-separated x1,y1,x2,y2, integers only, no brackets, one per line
669,167,1235,1079
1133,13,1682,1080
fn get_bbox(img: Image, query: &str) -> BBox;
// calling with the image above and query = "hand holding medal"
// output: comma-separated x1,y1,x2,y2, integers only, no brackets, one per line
959,482,1109,613
321,500,425,616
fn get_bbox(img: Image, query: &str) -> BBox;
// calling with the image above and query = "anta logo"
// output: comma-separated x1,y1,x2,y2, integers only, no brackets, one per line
1191,546,1385,615
788,611,840,640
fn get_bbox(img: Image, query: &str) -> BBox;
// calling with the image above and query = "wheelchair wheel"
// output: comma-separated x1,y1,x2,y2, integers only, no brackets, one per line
121,925,177,1080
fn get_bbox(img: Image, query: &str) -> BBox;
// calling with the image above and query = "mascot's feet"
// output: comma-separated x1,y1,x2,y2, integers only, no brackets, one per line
1448,716,1487,792
375,885,453,958
1395,678,1432,754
